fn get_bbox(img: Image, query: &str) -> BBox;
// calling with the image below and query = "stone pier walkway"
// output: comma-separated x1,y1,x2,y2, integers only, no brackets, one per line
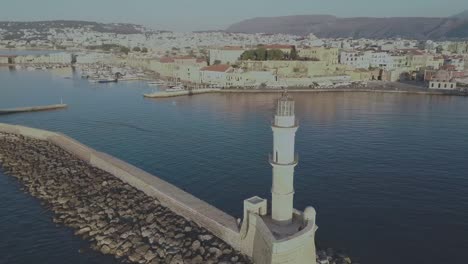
0,132,251,264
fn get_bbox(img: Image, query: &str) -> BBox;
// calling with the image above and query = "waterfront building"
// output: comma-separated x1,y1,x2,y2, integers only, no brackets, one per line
239,92,317,264
429,80,457,89
200,64,233,86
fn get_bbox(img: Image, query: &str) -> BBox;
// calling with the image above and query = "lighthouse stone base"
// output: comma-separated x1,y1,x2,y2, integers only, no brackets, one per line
239,196,318,264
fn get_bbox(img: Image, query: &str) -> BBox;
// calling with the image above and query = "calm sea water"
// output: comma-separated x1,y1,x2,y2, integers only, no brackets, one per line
1,66,468,264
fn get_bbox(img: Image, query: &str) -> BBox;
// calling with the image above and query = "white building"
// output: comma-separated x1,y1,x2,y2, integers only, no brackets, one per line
444,57,465,71
200,64,232,86
340,51,370,69
429,81,457,90
369,52,392,69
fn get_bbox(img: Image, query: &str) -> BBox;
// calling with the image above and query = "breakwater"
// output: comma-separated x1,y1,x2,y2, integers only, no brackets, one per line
143,89,221,98
0,124,250,263
0,104,67,115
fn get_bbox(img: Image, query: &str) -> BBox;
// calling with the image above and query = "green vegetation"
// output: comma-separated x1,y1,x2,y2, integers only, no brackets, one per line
289,46,298,60
5,44,15,49
141,47,148,53
213,60,222,65
120,46,130,54
133,47,141,52
86,44,120,51
85,44,134,54
240,48,285,61
240,45,300,61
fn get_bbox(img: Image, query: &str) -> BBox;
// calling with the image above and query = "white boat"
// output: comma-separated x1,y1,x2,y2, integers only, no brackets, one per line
165,85,185,92
148,80,165,86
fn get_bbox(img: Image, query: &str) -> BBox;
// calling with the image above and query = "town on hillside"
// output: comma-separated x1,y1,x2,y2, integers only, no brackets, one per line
1,22,468,91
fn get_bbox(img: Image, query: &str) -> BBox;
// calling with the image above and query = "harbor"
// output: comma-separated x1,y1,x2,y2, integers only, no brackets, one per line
1,65,468,264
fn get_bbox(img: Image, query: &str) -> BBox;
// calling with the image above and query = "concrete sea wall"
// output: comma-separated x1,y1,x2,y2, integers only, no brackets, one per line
0,123,247,263
0,104,67,115
143,89,221,98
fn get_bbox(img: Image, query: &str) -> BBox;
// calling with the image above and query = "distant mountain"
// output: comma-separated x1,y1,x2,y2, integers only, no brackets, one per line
452,10,468,19
226,14,468,39
0,20,152,41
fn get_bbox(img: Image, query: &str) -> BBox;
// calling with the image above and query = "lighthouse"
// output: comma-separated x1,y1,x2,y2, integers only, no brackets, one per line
240,91,317,264
270,91,298,224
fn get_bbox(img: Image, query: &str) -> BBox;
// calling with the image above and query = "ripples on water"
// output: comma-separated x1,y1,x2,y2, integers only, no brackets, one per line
1,67,468,264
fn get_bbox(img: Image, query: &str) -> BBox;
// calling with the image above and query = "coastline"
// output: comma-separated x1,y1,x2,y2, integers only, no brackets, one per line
143,87,468,99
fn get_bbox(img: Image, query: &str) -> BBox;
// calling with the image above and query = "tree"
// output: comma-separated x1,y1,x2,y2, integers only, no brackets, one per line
267,49,284,60
240,50,256,60
256,47,267,61
241,48,285,61
133,47,141,52
213,60,221,65
141,47,148,53
289,46,298,60
120,46,130,54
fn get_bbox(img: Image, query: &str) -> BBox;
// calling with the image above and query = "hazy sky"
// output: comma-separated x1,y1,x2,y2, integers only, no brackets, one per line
1,0,468,31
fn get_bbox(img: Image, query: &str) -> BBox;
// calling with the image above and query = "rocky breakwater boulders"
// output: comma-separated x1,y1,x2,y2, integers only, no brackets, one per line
0,132,252,264
316,248,356,264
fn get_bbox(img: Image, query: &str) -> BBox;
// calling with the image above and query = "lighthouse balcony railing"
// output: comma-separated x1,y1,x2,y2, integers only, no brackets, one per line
271,118,299,128
269,153,299,166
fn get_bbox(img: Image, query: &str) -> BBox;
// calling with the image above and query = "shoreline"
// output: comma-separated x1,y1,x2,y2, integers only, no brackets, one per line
144,87,468,99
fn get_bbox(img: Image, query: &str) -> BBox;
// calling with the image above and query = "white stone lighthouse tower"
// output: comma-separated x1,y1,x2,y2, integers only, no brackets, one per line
270,92,298,224
240,91,317,264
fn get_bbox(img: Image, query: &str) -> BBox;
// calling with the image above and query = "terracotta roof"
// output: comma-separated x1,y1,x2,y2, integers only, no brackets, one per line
222,46,244,50
262,44,294,49
196,58,206,63
201,64,231,72
159,57,175,63
174,56,195,60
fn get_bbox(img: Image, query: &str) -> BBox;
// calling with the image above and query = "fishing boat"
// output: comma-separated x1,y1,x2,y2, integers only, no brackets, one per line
97,78,118,83
165,85,185,92
148,80,165,86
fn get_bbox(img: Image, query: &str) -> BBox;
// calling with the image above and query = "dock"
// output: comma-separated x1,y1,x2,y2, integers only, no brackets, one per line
143,88,220,98
0,104,68,115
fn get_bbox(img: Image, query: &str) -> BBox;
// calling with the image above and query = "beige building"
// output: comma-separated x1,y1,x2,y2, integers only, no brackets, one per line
209,46,245,65
150,56,206,79
298,47,340,65
262,44,295,55
240,60,341,79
